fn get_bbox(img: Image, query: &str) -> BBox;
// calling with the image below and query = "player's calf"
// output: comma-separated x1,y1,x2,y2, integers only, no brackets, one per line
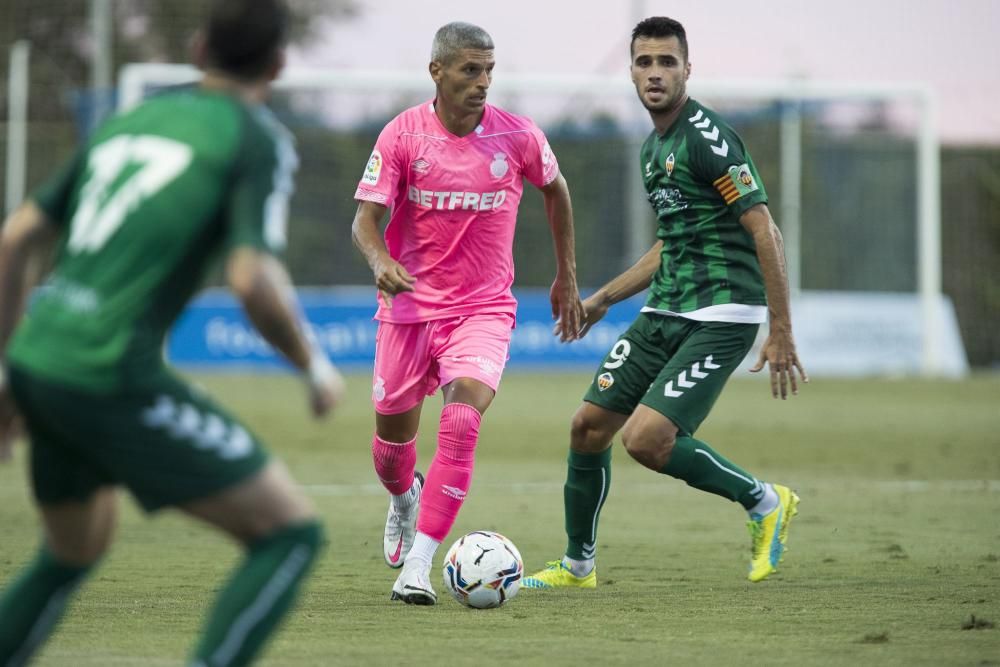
190,519,325,666
0,548,94,665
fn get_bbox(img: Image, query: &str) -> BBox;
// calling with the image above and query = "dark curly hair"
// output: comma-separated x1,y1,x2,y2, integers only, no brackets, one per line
631,16,688,61
205,0,290,79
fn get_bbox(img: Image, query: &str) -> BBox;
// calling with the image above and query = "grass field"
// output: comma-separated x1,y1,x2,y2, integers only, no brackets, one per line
1,372,999,666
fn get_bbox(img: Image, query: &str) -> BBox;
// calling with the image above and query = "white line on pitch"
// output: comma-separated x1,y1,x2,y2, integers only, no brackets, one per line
299,479,1000,496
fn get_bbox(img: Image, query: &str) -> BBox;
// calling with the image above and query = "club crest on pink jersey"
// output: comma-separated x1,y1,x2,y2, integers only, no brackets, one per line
542,142,553,165
490,153,509,179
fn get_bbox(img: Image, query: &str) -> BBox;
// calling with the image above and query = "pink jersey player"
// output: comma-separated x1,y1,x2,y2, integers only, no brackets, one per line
351,22,583,606
355,101,558,323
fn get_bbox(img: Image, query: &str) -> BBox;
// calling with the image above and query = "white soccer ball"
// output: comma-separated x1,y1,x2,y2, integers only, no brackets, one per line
442,530,523,609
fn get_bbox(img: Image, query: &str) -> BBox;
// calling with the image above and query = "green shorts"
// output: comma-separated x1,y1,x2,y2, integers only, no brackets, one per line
8,365,270,512
583,313,758,435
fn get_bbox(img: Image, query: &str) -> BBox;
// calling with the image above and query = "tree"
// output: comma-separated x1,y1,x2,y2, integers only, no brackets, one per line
0,0,358,121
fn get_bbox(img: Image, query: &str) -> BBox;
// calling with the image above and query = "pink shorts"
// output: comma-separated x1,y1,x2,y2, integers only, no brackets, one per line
372,313,515,415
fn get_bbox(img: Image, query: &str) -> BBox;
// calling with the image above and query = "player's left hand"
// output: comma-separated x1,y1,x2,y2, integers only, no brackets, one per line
749,328,809,399
0,382,22,462
550,276,584,342
305,356,347,419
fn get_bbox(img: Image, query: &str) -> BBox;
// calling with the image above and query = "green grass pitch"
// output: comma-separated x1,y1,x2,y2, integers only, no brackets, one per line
1,372,998,665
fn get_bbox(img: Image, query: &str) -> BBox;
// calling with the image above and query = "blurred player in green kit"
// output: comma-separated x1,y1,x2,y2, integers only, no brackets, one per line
0,1,345,665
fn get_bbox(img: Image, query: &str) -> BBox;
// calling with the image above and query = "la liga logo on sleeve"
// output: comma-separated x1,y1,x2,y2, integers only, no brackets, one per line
362,149,383,186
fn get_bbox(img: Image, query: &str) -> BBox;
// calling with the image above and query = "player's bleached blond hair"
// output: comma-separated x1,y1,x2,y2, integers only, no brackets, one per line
431,22,494,64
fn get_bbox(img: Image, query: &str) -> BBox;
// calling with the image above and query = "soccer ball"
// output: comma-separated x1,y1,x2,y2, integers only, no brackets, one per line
442,530,523,609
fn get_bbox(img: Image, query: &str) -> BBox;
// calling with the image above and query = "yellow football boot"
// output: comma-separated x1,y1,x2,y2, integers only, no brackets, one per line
521,560,597,589
747,484,800,582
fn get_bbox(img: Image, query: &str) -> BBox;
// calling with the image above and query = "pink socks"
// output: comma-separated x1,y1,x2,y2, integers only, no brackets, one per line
416,403,482,541
372,434,416,495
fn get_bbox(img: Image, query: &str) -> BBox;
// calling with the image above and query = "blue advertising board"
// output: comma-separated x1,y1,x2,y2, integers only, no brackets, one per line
168,288,969,377
167,287,643,371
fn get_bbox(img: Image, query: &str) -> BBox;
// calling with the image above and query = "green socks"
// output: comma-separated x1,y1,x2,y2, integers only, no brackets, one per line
190,520,324,667
661,435,765,510
0,522,324,667
0,548,92,666
564,448,612,561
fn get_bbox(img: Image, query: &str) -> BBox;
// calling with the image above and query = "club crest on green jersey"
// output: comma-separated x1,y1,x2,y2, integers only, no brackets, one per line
731,163,757,190
665,152,675,177
597,372,614,391
713,163,758,204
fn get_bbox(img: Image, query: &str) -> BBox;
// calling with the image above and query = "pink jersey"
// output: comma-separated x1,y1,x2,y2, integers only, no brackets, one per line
354,101,559,323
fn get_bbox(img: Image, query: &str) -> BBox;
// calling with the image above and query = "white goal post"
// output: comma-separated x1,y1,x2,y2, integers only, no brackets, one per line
117,64,952,376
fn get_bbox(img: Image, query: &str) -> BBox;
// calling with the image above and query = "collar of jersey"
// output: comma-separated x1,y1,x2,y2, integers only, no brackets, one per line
427,99,489,141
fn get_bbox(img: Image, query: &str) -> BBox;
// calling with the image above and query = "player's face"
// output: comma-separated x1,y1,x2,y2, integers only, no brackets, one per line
630,36,690,113
432,49,495,114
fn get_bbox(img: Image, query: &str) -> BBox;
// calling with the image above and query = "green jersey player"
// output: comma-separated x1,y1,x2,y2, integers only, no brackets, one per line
523,16,808,590
0,1,344,665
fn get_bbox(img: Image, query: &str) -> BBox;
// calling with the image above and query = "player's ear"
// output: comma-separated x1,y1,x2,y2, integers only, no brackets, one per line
267,49,286,82
684,60,692,80
429,60,442,84
190,29,208,70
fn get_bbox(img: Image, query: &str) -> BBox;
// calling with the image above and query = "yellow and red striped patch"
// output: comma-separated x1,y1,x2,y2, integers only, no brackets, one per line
713,173,740,204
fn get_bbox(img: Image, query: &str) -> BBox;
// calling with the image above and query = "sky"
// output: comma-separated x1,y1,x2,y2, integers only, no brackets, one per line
289,0,1000,145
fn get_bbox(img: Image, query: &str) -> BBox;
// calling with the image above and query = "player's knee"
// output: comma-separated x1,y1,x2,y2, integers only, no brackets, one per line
43,511,117,566
569,410,592,447
294,518,325,554
266,494,319,539
252,518,326,561
570,408,613,453
46,540,110,568
443,378,495,414
621,423,676,471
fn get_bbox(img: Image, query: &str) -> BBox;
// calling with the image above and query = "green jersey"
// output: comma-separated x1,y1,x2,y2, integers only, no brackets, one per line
7,89,297,392
641,98,768,319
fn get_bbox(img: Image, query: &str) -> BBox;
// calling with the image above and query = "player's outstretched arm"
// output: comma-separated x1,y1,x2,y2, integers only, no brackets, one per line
351,201,415,309
739,203,808,399
0,202,59,459
539,173,584,342
570,240,663,339
225,247,345,417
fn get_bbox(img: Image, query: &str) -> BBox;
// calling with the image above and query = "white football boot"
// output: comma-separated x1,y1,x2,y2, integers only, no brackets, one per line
383,472,423,568
390,559,437,605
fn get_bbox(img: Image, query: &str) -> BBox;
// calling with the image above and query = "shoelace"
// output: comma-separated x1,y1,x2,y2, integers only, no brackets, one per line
390,501,416,522
404,564,433,587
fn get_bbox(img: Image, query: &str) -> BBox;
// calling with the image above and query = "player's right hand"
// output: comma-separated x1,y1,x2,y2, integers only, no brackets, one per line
305,356,347,418
749,328,808,399
373,257,416,309
577,293,610,338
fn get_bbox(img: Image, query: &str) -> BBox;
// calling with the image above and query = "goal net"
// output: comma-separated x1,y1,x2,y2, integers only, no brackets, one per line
118,64,966,377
